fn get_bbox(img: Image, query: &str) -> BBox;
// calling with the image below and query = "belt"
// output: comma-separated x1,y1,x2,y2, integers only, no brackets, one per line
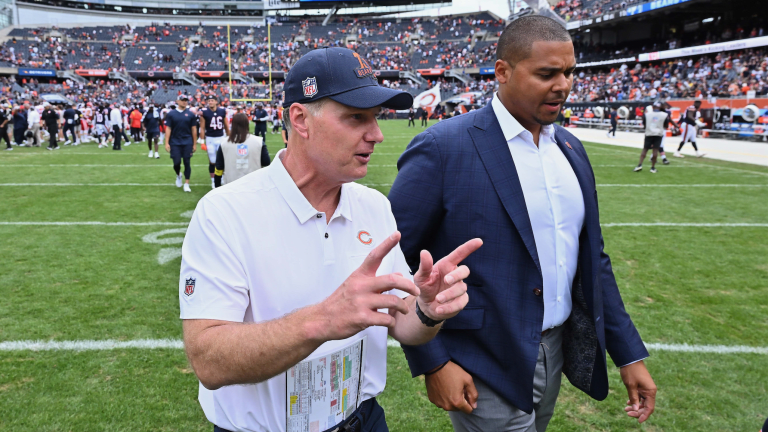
213,398,378,432
541,324,562,338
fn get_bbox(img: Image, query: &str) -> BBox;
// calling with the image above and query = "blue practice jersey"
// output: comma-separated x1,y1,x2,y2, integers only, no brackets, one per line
201,107,227,138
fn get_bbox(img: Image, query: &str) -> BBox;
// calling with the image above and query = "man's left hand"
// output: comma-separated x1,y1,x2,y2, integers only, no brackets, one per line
620,360,656,423
413,238,483,321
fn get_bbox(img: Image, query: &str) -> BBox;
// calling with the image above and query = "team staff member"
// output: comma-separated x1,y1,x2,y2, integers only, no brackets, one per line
109,104,124,151
634,102,670,174
251,102,268,142
562,106,572,126
180,47,482,432
390,16,655,432
26,102,41,147
129,106,144,142
41,103,60,150
408,107,416,127
606,107,618,137
213,112,269,188
199,95,230,189
281,117,288,147
420,107,428,127
164,95,198,193
62,104,78,145
0,105,11,150
12,106,27,147
142,104,162,159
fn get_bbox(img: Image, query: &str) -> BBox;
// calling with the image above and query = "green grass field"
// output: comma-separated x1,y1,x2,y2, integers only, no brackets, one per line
1,121,767,431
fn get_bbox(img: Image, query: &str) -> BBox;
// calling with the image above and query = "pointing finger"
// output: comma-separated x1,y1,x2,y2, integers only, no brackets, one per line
442,238,483,267
358,231,401,276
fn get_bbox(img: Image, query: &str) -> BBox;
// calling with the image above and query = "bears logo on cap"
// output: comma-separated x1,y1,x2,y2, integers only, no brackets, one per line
302,77,318,98
353,52,373,78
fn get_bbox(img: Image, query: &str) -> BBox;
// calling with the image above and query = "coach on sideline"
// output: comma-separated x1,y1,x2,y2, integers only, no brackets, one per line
389,16,656,432
179,47,482,432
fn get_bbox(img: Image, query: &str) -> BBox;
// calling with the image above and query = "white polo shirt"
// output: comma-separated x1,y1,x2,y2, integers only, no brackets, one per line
179,150,411,432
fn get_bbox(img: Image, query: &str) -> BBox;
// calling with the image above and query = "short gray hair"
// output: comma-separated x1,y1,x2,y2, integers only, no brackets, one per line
283,98,328,133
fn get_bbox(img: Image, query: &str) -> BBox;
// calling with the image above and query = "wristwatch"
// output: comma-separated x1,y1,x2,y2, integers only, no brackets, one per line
415,300,444,327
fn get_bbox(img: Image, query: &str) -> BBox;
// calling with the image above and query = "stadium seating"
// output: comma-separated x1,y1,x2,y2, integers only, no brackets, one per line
122,44,184,71
1,15,765,107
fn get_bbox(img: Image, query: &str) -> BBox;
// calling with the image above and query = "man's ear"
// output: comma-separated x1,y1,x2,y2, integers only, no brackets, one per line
495,59,514,85
289,104,311,140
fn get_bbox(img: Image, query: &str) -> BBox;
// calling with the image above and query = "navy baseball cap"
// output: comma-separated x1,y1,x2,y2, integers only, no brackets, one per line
283,47,413,110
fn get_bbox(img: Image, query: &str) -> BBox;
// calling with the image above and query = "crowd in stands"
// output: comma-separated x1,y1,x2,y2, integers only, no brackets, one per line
569,48,768,102
0,16,501,73
575,18,766,63
554,0,642,22
0,76,284,107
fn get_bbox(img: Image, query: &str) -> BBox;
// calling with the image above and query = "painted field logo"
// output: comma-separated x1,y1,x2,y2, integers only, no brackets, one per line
357,231,373,245
184,278,196,296
302,77,318,98
237,144,248,156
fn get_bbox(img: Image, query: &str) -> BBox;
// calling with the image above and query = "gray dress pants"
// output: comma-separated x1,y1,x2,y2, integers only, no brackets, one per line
449,326,564,432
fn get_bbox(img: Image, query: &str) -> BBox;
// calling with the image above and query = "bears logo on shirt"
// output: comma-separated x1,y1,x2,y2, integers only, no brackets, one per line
357,231,373,245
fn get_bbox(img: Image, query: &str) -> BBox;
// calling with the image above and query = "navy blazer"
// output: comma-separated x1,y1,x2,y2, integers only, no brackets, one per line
388,104,649,414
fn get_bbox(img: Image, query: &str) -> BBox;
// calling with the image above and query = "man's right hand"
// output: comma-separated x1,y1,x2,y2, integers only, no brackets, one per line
425,361,479,414
165,142,171,153
310,231,420,342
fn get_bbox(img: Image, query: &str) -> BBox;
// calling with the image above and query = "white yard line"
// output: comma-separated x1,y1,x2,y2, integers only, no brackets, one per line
598,184,768,187
1,338,765,355
603,223,768,227
0,339,184,351
2,221,766,228
358,183,768,188
12,164,208,168
3,182,764,187
0,221,189,226
0,183,209,186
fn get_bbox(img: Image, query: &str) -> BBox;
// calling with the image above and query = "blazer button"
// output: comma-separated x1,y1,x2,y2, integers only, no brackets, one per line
533,288,542,296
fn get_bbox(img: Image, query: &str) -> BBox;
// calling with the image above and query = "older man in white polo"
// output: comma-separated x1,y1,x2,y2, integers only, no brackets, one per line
179,47,483,432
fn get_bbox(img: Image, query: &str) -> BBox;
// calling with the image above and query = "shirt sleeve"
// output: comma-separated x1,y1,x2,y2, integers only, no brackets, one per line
179,198,250,322
384,195,413,299
164,113,173,128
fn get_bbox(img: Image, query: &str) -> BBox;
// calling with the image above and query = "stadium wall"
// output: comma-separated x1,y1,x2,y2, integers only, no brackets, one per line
16,2,266,26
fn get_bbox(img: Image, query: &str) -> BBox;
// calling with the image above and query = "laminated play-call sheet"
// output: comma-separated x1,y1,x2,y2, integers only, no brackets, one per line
286,336,366,432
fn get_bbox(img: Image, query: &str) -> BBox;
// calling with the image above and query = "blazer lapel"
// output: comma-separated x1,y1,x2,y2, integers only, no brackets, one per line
469,105,541,275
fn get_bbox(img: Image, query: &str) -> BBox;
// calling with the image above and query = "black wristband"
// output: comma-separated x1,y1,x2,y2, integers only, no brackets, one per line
415,300,444,327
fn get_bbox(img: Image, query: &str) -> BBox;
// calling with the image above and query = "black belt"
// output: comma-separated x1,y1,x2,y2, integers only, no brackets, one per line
213,398,378,432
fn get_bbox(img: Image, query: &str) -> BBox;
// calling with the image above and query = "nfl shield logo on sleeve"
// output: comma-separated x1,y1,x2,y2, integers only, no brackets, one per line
302,77,318,98
184,278,196,296
237,144,248,156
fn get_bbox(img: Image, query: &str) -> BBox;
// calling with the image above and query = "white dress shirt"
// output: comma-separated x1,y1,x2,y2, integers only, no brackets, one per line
109,108,122,129
27,108,40,127
179,150,411,432
491,94,585,331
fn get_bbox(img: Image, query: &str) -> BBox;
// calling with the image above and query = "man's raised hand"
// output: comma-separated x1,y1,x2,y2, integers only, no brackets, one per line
312,231,420,342
414,238,483,321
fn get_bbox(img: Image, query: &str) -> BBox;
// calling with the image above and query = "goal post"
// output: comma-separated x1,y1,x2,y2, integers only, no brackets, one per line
227,24,273,103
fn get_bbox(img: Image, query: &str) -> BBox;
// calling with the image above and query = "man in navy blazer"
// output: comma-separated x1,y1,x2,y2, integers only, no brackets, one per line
389,16,656,431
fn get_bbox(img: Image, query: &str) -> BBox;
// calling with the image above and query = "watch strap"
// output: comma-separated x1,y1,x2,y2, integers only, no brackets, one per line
415,300,444,327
